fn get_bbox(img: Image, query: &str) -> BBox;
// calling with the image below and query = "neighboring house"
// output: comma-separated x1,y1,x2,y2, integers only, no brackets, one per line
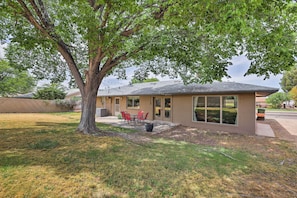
14,92,34,99
256,97,268,108
96,80,278,135
65,89,80,100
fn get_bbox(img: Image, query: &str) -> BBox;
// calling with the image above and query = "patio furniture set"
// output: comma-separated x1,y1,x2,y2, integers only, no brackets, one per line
120,110,149,125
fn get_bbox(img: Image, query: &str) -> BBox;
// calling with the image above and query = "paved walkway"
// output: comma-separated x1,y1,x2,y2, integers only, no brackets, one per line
271,118,296,136
265,111,297,136
256,122,275,137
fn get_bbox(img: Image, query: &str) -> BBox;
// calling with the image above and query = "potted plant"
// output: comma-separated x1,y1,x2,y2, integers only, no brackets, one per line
145,122,154,132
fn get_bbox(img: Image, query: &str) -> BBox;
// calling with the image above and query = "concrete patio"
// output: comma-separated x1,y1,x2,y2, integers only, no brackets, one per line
96,116,179,133
96,116,276,137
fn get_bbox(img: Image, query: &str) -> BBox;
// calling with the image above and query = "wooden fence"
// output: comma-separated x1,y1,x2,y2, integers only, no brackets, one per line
0,98,72,113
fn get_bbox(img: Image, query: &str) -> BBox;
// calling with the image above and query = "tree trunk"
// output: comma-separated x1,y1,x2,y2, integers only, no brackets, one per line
76,76,101,134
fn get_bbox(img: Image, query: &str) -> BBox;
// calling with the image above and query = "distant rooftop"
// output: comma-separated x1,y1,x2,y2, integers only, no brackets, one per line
98,80,278,97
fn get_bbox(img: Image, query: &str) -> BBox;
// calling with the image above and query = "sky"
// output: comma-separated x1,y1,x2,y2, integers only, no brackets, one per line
1,44,282,91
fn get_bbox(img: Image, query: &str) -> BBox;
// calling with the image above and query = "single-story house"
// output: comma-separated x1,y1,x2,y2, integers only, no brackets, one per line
96,80,278,135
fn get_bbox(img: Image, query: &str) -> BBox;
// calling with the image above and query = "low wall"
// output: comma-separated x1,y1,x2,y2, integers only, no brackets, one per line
0,98,71,113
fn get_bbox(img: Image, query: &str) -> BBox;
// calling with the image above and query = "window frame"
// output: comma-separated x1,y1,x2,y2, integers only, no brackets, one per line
192,95,238,126
126,96,140,109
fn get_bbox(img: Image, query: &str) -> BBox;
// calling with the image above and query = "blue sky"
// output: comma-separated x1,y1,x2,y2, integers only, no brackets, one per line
0,44,282,90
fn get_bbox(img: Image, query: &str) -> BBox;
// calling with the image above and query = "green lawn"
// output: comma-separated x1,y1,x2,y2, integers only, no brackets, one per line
0,113,296,197
264,108,297,112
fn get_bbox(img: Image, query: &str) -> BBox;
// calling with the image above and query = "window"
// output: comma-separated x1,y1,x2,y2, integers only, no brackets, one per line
222,96,237,124
127,96,140,109
164,97,171,118
193,97,205,121
154,98,161,117
207,96,220,123
193,96,237,125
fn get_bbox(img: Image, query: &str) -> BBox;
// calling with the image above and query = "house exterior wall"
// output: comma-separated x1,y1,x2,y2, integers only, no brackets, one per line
170,93,255,135
96,93,256,135
96,97,113,116
96,96,153,119
138,96,153,120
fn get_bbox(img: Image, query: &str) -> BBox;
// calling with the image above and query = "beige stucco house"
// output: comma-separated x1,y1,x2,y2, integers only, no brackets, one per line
96,81,278,135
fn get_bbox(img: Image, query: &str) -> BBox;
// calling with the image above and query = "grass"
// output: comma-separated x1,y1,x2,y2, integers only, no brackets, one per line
264,108,297,112
0,113,297,197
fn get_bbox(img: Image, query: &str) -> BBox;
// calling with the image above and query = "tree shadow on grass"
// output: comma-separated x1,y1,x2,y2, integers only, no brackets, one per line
1,119,297,197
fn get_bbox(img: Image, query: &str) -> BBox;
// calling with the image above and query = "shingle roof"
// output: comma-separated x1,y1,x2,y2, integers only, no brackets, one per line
98,80,278,97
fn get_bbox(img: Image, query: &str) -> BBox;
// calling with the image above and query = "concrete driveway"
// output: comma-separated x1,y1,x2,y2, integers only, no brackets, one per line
265,111,297,136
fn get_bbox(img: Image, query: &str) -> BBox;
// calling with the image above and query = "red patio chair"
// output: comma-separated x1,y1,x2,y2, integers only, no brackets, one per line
144,112,149,120
125,112,132,124
136,111,144,123
137,111,149,123
121,111,127,122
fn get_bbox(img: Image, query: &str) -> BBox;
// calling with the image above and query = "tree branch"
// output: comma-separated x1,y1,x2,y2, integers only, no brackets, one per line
28,0,45,27
36,0,54,31
56,41,85,94
16,0,51,38
120,25,142,37
98,41,149,80
100,2,111,28
88,0,102,11
14,0,85,95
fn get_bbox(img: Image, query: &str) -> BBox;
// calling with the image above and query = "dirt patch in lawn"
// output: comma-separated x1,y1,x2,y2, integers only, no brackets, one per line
135,120,297,197
138,119,297,152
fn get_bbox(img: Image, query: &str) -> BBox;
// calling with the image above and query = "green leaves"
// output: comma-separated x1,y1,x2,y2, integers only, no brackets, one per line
5,42,69,84
0,60,36,97
280,66,297,92
266,92,290,109
2,0,296,86
33,84,66,100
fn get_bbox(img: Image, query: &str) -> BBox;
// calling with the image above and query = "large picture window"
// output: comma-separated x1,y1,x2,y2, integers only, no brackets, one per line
127,96,140,109
193,96,237,125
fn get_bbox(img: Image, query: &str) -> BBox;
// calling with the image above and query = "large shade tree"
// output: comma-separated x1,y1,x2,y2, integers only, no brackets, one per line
0,0,296,134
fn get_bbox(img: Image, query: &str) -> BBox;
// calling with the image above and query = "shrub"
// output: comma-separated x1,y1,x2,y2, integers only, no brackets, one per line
55,98,78,111
34,84,66,100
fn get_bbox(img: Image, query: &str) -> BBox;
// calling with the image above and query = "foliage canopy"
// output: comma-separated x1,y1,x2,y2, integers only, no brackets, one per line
0,59,35,97
266,92,291,109
1,1,296,84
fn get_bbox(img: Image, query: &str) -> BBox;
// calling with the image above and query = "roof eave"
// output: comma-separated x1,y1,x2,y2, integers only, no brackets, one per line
98,89,279,97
